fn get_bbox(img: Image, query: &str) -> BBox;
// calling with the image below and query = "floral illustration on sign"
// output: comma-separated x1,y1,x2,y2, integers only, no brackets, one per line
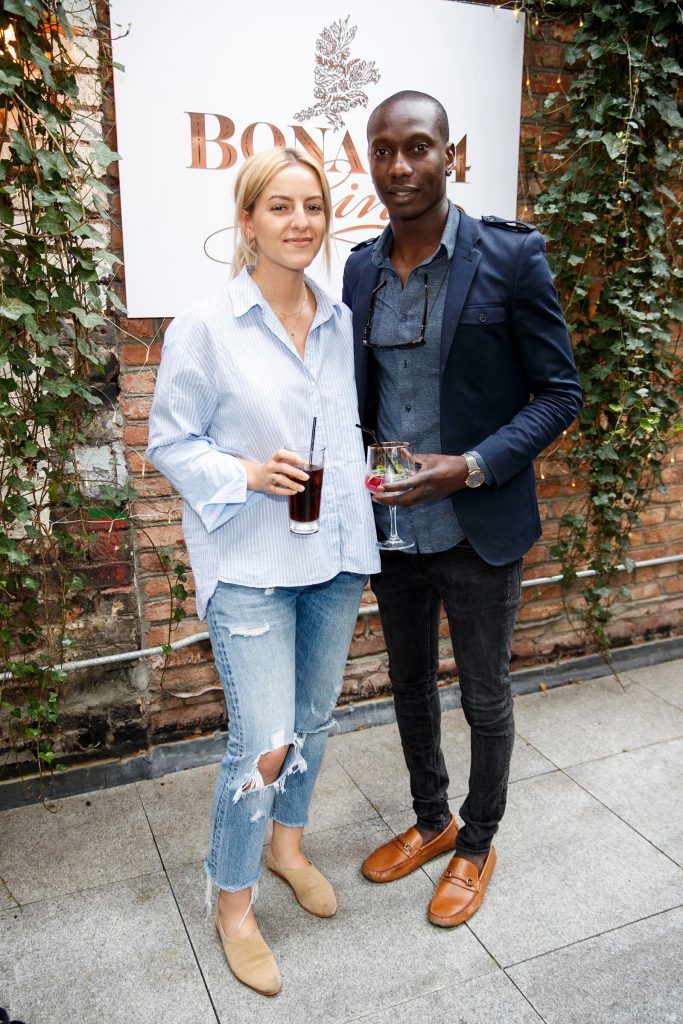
294,16,381,131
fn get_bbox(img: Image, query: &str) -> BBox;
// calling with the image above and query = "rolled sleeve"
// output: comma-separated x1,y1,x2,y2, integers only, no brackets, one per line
146,316,264,533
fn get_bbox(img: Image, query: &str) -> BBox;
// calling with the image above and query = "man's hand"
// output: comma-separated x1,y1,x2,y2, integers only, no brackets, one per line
374,454,469,507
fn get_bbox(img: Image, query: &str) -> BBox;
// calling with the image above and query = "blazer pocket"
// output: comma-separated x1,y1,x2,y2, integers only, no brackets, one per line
459,304,507,326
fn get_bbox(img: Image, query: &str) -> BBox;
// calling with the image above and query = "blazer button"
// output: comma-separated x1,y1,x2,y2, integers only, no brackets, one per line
478,312,488,323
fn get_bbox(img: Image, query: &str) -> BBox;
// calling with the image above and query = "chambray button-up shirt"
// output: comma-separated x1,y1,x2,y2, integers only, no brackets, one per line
369,202,491,552
147,268,380,620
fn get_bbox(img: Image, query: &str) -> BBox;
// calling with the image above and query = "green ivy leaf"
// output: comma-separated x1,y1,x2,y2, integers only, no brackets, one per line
0,68,23,89
36,149,72,180
69,307,106,328
90,140,121,168
0,297,34,321
37,208,66,234
4,0,41,25
657,95,683,128
601,133,626,159
9,130,32,164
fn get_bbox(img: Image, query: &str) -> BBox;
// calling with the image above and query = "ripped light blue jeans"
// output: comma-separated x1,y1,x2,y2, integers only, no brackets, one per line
204,572,366,894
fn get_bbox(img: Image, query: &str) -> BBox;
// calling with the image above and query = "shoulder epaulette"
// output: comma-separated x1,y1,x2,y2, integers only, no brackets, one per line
350,236,379,252
481,215,535,233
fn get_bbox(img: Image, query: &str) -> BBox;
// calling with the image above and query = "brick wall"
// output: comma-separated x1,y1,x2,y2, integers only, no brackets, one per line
6,2,678,774
109,7,682,743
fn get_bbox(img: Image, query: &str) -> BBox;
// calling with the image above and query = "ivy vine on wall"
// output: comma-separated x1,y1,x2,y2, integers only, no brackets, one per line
0,0,186,784
520,0,682,650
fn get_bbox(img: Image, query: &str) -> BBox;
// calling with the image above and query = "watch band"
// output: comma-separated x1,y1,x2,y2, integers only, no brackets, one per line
463,452,481,475
463,452,485,488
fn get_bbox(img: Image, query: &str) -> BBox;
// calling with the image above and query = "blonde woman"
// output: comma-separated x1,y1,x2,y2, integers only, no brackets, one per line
146,148,379,996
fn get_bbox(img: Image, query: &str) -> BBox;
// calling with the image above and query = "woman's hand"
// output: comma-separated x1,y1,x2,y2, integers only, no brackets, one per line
239,450,309,495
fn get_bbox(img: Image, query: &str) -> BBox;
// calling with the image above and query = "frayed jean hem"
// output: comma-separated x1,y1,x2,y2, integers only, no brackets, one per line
271,814,309,829
202,864,262,921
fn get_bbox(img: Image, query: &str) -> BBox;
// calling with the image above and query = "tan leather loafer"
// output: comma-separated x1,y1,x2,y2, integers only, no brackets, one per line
427,846,497,927
361,815,458,883
214,911,281,996
265,849,337,918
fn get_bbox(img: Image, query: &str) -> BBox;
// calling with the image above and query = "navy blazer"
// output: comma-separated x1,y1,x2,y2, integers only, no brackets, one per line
342,210,583,566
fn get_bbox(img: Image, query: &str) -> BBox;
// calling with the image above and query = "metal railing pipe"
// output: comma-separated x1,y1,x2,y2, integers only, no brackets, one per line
1,553,680,680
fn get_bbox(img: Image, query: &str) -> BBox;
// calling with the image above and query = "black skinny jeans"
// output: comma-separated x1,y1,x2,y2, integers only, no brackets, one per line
372,540,522,855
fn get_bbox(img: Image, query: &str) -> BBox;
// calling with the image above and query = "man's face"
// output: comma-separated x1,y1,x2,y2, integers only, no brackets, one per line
367,100,455,223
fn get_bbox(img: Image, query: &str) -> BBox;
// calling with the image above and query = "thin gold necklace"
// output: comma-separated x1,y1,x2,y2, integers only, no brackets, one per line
271,287,307,318
270,287,308,338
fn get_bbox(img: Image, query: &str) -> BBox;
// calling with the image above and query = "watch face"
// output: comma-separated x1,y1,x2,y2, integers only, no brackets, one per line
466,470,485,488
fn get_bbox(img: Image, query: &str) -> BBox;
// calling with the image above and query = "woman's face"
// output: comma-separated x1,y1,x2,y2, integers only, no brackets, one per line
241,163,327,274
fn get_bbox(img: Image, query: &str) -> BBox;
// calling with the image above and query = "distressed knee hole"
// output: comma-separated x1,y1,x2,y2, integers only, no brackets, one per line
232,734,307,805
257,744,289,786
228,623,270,638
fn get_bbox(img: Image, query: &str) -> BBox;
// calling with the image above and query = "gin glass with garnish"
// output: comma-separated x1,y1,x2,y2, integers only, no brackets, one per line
365,442,416,551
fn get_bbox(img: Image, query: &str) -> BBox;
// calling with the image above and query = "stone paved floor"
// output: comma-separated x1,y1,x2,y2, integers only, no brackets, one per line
1,659,682,1024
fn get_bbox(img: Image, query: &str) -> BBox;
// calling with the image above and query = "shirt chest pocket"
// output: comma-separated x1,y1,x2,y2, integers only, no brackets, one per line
458,305,507,327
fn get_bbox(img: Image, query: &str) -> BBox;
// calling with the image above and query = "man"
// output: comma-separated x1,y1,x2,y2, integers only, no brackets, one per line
342,91,582,927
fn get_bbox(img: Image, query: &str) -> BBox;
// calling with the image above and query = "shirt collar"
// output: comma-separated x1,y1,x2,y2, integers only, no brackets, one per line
229,265,343,322
371,201,460,267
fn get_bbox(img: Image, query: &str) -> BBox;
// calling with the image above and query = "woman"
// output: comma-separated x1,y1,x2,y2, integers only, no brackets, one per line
146,148,379,996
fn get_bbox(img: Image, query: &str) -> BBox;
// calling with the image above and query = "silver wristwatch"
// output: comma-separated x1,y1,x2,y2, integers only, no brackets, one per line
463,452,485,489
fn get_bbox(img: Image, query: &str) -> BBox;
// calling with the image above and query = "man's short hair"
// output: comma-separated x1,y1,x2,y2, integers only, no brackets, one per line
367,91,450,143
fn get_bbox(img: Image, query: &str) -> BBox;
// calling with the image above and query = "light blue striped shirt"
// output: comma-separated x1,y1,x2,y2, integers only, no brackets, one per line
146,268,380,620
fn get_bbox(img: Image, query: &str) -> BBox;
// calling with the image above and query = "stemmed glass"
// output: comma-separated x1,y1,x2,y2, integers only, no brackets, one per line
365,443,416,551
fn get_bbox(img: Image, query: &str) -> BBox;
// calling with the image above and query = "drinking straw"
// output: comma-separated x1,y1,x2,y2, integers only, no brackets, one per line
355,424,400,474
308,417,317,467
355,423,381,447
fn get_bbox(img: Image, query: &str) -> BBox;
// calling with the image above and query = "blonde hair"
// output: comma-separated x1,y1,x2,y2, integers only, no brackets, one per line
232,147,332,277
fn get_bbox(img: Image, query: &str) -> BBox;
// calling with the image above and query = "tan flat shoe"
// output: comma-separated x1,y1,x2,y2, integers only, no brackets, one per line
214,911,281,996
266,849,337,918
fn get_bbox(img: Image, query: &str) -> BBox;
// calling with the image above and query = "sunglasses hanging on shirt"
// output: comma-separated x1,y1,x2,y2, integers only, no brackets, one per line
362,268,450,351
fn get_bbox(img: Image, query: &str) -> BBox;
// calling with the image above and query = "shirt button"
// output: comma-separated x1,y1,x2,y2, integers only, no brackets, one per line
405,404,411,411
400,314,408,322
478,312,488,323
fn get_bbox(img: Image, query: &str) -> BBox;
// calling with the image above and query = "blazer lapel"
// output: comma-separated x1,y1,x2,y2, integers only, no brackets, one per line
440,213,482,374
352,260,380,416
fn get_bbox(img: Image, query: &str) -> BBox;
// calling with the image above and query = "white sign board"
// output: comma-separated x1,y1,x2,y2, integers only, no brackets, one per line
110,0,525,317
